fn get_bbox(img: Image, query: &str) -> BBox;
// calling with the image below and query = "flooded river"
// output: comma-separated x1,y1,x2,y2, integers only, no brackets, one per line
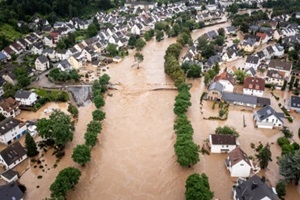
20,21,300,200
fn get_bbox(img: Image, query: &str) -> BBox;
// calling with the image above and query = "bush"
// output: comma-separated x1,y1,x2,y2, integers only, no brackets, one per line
276,180,286,199
277,137,290,147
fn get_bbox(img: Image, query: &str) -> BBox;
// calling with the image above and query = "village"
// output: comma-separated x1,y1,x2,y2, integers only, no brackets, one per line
0,0,299,200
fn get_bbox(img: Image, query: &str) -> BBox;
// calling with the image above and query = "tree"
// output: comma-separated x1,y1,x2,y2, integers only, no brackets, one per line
215,35,225,46
181,62,201,78
92,109,106,121
94,94,105,108
135,38,146,51
256,144,272,169
276,180,286,199
25,133,38,157
279,150,300,184
72,144,91,166
215,126,239,137
185,173,214,200
87,120,102,133
174,138,199,167
36,110,74,147
106,43,118,56
156,30,164,42
68,104,78,118
234,70,247,84
134,53,144,68
50,167,81,199
128,34,137,47
218,28,225,36
197,36,208,51
99,74,110,93
144,29,154,41
87,23,98,38
226,3,239,14
289,76,295,91
85,131,98,147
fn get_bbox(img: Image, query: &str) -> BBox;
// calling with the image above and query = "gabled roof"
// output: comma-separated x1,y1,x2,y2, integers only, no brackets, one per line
1,169,18,180
290,96,300,109
36,55,48,64
0,98,20,113
0,182,24,200
208,81,224,93
0,117,22,136
255,105,284,122
15,90,34,99
228,147,251,167
246,55,259,64
268,60,292,71
210,134,236,145
0,141,27,166
222,92,257,105
234,175,278,200
214,72,235,85
243,77,265,91
0,52,7,60
246,67,257,76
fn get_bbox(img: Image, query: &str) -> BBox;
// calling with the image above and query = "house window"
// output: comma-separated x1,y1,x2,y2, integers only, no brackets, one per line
240,164,244,166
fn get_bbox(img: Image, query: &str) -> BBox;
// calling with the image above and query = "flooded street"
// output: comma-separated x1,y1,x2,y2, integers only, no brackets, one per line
20,21,299,200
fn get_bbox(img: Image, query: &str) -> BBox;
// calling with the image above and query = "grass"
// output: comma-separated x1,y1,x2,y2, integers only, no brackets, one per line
0,24,23,42
34,89,69,101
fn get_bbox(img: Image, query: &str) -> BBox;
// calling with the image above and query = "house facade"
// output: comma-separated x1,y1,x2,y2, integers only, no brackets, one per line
207,82,223,101
0,98,21,118
225,147,253,177
244,55,259,70
0,118,27,145
213,72,235,92
14,90,38,106
288,95,300,112
209,134,237,153
266,60,292,87
35,55,50,71
0,141,27,169
253,105,284,129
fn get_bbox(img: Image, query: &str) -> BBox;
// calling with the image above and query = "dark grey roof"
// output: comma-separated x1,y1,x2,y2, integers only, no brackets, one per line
0,141,27,166
0,182,24,200
226,26,236,32
209,82,224,93
37,55,48,64
255,105,283,122
256,51,265,59
246,67,256,76
15,90,33,99
1,169,18,180
290,96,300,109
234,175,278,200
222,92,257,105
257,97,271,107
268,60,292,71
0,117,21,136
246,55,259,64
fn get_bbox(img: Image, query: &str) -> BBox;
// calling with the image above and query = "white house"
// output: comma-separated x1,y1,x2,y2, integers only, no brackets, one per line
57,59,72,72
14,90,38,106
0,141,27,169
209,134,237,153
222,49,237,62
225,147,253,177
0,118,27,145
266,60,292,87
0,98,21,118
213,72,235,92
244,55,260,71
35,55,50,71
243,77,265,97
0,169,19,183
253,105,284,129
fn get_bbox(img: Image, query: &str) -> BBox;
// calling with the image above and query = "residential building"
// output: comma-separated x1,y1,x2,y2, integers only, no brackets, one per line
233,175,278,200
1,169,19,183
68,52,85,69
213,72,235,92
225,147,253,177
0,98,21,118
206,82,223,101
243,77,265,97
288,96,300,112
57,59,72,72
0,117,27,145
209,134,237,153
253,105,284,129
14,90,38,106
266,60,292,87
0,141,27,169
35,55,50,71
0,182,24,200
244,55,259,70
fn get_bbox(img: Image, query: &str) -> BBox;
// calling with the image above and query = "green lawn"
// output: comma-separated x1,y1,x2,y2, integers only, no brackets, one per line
0,24,23,42
35,89,69,101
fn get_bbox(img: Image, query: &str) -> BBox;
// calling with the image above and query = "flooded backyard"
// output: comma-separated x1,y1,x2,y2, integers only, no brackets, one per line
18,22,300,200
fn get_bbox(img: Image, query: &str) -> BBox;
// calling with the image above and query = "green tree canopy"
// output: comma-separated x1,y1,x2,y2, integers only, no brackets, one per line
25,133,39,157
135,38,146,51
215,126,239,137
106,43,118,56
94,94,105,108
92,109,106,121
87,120,102,133
279,150,300,184
85,131,98,147
185,173,214,200
50,167,81,199
256,143,272,169
156,30,164,42
72,144,91,166
36,110,74,147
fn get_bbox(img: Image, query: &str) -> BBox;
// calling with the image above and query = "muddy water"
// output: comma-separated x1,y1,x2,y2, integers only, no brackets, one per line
20,21,299,200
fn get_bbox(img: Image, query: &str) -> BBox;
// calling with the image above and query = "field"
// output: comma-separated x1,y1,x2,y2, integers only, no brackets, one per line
0,24,23,41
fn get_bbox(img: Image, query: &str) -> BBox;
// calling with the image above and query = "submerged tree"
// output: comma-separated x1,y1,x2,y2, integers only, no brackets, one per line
279,150,300,184
72,144,91,166
134,52,144,68
185,173,214,200
256,143,272,169
25,133,39,157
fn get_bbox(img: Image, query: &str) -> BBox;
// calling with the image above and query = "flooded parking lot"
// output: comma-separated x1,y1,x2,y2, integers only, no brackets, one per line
19,22,300,200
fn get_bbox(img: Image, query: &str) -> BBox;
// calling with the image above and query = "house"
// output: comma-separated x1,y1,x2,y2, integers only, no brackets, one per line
0,141,27,169
42,48,57,61
206,82,224,101
35,55,49,71
2,47,15,60
233,175,278,200
225,26,237,35
31,43,44,55
253,105,284,129
68,53,84,69
1,169,19,183
0,117,27,145
206,30,218,40
222,49,237,62
0,98,21,118
43,35,55,48
213,72,235,92
256,32,268,44
131,24,142,35
57,59,72,72
9,42,23,55
209,134,237,153
222,92,258,108
14,90,38,106
244,55,259,70
288,96,300,112
243,77,265,97
245,67,257,77
266,60,292,87
225,147,253,177
81,47,97,62
113,56,122,63
0,182,24,200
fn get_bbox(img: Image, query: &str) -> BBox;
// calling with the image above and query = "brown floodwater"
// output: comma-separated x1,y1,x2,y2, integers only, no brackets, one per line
19,22,300,200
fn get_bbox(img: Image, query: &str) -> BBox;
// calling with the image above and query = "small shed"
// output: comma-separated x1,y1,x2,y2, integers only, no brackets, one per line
1,169,19,183
113,56,122,63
